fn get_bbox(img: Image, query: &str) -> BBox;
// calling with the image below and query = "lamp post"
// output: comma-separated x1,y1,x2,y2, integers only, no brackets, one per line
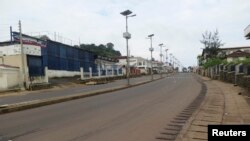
159,43,164,78
165,49,168,73
148,34,154,80
169,53,173,71
173,56,176,71
120,10,136,85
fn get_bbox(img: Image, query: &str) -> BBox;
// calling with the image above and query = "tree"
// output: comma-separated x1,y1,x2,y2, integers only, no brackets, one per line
200,29,224,58
197,55,203,66
80,42,121,58
106,42,114,50
182,67,187,72
188,66,193,72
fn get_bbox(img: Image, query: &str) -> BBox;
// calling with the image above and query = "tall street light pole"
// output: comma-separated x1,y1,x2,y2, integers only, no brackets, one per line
169,53,173,71
159,43,164,78
148,34,154,81
120,10,136,85
165,49,168,73
173,56,176,72
18,20,27,89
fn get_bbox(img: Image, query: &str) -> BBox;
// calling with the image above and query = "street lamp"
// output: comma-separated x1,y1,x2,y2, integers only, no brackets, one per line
159,43,164,78
165,49,169,64
173,56,176,71
148,34,154,80
165,49,169,73
120,10,136,85
169,53,173,71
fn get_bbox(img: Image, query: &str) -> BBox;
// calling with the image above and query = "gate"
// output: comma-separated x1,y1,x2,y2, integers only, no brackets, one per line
27,55,44,77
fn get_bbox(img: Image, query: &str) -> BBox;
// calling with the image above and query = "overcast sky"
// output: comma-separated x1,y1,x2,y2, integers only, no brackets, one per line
1,0,250,67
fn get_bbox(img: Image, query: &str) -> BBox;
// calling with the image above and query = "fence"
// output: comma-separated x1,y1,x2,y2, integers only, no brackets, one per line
41,40,97,74
198,64,250,96
0,66,21,91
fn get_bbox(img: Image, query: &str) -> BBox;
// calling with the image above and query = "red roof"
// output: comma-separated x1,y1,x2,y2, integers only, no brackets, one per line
115,56,127,59
227,50,250,57
220,46,250,50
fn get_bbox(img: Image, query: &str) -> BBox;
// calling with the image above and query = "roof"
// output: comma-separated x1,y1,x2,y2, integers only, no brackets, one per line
201,46,250,56
0,41,19,46
227,50,250,57
115,56,127,59
0,31,99,55
12,31,45,41
96,55,118,62
220,46,250,50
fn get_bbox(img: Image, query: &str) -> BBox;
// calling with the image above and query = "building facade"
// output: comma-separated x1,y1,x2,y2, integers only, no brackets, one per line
0,32,120,89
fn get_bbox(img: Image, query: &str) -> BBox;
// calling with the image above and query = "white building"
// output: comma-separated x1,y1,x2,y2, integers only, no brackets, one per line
116,56,152,75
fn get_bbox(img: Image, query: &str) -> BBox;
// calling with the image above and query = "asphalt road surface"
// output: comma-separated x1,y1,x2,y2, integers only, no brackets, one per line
0,73,202,141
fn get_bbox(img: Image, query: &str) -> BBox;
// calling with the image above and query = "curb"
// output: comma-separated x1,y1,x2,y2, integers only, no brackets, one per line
0,88,21,94
0,76,166,115
175,75,208,141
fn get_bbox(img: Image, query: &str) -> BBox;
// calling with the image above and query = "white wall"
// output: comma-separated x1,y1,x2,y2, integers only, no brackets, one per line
48,70,80,78
227,57,247,62
0,66,20,90
0,44,41,56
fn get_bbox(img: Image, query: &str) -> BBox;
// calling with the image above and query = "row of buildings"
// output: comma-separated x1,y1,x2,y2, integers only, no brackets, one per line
0,31,174,90
196,25,250,76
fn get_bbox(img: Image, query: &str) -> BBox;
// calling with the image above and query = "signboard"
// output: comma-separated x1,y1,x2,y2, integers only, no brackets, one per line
12,32,46,48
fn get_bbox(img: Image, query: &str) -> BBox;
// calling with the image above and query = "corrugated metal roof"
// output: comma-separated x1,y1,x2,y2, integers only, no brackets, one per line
227,50,250,57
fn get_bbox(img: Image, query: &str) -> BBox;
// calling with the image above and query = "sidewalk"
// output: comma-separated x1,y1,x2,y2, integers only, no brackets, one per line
177,76,250,141
0,74,165,106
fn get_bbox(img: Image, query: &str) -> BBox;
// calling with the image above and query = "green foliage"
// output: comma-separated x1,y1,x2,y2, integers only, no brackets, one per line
221,60,228,65
226,58,250,65
203,58,224,69
79,42,121,57
203,58,250,69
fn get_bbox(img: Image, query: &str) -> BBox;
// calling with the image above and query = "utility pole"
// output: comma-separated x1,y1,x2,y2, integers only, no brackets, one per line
10,26,13,43
19,20,27,89
121,10,136,85
165,49,168,72
159,43,164,78
148,34,154,81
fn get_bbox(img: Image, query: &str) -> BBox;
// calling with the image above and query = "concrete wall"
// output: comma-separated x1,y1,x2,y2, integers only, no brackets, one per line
1,54,30,86
1,55,23,68
227,57,246,62
200,64,250,96
0,66,20,90
29,76,48,84
0,44,41,56
47,70,80,78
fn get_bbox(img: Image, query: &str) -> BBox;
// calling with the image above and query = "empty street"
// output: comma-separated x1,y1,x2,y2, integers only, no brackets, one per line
0,73,202,141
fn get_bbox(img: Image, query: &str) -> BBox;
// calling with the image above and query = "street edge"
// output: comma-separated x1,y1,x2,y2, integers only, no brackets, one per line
175,74,208,141
0,75,169,115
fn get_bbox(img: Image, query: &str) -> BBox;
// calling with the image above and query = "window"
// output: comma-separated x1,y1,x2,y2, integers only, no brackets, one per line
239,65,243,73
220,65,223,71
248,66,250,75
230,65,235,72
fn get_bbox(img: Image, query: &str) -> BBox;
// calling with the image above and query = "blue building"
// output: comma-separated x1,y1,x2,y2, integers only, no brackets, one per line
0,32,102,86
12,32,98,77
